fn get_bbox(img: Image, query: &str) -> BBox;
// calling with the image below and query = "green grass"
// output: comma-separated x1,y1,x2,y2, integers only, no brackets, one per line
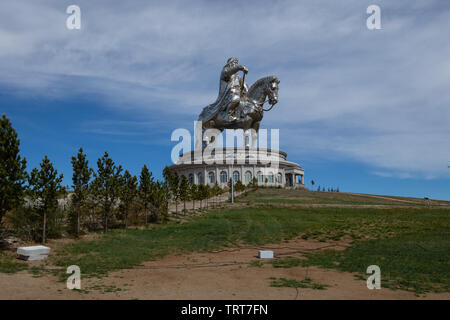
269,277,329,290
271,257,304,268
237,188,442,207
302,231,450,294
0,252,28,274
46,205,449,295
249,260,264,267
50,206,328,278
4,189,449,294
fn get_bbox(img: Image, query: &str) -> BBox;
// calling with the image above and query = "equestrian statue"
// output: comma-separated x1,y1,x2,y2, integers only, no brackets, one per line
198,57,279,148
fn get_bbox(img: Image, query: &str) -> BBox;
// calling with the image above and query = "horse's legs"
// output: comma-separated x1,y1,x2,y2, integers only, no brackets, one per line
244,130,250,147
251,122,260,148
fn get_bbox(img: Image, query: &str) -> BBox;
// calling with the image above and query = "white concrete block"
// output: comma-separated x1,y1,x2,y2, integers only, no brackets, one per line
17,245,50,261
258,250,274,259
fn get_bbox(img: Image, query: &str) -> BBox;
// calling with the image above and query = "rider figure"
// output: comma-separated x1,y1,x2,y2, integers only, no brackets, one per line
219,57,248,121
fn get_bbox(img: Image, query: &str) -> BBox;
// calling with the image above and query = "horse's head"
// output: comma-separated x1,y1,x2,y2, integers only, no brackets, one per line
246,75,280,112
266,76,280,106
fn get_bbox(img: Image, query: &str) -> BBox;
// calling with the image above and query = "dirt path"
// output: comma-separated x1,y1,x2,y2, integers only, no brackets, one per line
1,237,448,300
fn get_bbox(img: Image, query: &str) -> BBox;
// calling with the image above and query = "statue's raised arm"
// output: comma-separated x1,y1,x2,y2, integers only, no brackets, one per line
222,63,248,81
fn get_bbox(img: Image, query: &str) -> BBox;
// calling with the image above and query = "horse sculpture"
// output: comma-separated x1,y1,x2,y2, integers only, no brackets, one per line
198,75,280,148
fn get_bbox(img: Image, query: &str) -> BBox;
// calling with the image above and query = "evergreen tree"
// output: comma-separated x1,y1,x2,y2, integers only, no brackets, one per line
146,180,169,223
204,185,211,209
0,114,27,226
163,166,180,214
139,164,153,225
197,184,204,209
235,180,245,192
251,177,258,189
159,179,170,222
212,182,221,207
179,175,189,214
119,170,138,228
28,156,63,243
190,183,198,210
70,147,91,237
171,171,180,213
91,152,122,233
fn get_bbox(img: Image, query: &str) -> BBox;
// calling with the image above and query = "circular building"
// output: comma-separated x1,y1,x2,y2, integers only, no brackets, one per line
169,147,305,188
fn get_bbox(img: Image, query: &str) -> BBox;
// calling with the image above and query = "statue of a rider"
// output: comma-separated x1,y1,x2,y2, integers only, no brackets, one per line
199,57,249,123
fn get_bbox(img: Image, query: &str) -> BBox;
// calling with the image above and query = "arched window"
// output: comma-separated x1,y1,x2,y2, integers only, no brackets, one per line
208,171,215,184
220,171,227,183
245,171,252,184
257,171,263,183
268,172,274,183
188,173,194,184
277,172,283,184
197,172,204,184
233,171,240,182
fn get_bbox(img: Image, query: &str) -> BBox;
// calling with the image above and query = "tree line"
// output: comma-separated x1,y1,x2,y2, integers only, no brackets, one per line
310,180,340,193
0,114,227,244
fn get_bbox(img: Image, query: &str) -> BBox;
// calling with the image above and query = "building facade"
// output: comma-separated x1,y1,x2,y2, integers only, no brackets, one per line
170,147,305,188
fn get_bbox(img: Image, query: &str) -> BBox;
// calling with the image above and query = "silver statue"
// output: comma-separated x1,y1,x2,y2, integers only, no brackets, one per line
198,57,279,148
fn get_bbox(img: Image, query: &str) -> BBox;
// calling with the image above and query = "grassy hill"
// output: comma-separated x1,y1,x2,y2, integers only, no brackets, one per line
1,188,449,294
236,188,450,207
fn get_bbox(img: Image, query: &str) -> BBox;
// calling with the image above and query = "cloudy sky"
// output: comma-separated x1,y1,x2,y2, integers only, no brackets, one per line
1,0,449,199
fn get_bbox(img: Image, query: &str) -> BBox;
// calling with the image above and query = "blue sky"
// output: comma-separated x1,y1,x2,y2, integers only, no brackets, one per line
1,0,449,200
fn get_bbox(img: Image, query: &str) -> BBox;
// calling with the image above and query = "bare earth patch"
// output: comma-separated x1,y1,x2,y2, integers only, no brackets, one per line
1,236,448,300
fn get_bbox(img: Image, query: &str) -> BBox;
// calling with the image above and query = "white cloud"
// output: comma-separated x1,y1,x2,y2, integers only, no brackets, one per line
0,0,449,178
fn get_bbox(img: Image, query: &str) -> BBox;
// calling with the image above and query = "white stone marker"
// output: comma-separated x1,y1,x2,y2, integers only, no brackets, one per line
17,245,51,261
258,250,274,259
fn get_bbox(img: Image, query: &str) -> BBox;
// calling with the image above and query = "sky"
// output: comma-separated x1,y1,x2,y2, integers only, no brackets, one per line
1,0,449,200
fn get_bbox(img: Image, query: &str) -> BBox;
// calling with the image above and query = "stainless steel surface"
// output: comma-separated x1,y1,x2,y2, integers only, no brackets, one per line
198,58,280,148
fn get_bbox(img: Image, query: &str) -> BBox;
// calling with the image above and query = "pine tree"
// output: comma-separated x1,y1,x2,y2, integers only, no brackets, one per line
139,164,153,225
190,183,198,210
212,182,221,207
91,152,122,233
235,180,245,192
253,177,258,188
119,170,137,228
179,175,189,214
159,179,170,222
28,156,63,243
199,184,208,209
70,147,91,237
163,166,180,215
0,114,27,226
171,171,180,214
204,185,211,209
